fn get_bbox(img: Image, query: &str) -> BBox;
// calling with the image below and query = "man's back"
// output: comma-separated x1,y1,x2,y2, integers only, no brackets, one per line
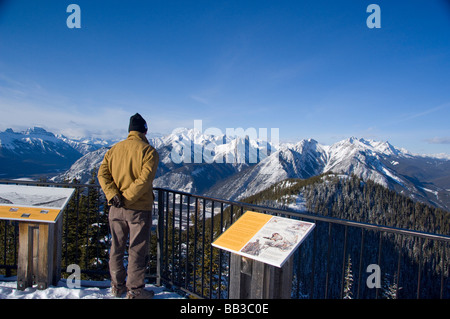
98,131,159,211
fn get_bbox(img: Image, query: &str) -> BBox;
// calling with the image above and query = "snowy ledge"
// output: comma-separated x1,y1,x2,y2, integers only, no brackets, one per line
0,276,184,299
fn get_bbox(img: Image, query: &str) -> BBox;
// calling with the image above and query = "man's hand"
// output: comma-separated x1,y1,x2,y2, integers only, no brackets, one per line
109,194,124,208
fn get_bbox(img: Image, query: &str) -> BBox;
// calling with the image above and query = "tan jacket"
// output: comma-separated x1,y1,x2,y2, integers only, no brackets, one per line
97,131,159,211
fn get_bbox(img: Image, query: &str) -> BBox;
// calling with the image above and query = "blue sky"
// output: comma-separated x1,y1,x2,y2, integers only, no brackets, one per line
0,0,449,155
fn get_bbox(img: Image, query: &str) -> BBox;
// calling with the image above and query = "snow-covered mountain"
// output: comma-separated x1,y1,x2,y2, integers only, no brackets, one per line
206,136,450,211
0,127,115,179
3,127,449,211
56,135,118,155
205,138,328,200
52,147,109,183
153,127,282,197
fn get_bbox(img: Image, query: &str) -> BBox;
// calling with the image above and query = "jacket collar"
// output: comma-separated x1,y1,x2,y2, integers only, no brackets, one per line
127,131,149,144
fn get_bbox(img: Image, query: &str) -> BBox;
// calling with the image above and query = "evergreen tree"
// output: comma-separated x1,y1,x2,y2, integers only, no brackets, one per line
382,273,400,299
343,254,353,299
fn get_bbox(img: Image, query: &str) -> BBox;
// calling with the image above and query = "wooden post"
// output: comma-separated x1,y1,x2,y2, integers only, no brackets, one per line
17,223,35,290
53,216,63,285
16,219,63,291
229,254,294,299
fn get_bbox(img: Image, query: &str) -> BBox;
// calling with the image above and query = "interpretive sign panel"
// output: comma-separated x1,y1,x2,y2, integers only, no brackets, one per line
0,184,75,223
212,211,315,267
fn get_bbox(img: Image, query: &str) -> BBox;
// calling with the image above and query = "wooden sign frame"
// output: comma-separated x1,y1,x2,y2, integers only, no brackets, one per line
0,184,75,290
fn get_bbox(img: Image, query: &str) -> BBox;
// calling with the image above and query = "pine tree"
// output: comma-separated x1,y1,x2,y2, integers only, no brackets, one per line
83,168,110,279
382,273,400,299
343,254,353,299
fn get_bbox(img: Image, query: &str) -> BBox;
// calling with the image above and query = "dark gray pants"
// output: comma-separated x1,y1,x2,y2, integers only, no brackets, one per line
108,206,152,291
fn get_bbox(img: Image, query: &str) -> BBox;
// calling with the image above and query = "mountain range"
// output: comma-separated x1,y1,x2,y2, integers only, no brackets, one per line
1,127,449,212
0,127,117,179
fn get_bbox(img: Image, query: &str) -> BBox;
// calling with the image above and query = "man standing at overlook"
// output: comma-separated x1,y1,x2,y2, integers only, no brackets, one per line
98,113,159,299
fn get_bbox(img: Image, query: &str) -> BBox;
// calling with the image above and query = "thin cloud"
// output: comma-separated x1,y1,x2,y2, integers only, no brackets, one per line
190,95,210,105
381,102,450,128
402,104,447,122
425,137,450,144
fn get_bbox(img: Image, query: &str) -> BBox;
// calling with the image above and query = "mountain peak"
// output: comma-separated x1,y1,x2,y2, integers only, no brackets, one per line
332,137,405,157
290,138,322,154
24,127,55,137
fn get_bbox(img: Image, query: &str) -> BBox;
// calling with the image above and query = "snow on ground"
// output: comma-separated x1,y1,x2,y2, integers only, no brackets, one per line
0,276,184,299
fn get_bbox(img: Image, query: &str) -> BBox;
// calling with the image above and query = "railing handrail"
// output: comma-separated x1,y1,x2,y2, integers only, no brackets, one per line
153,186,450,243
0,179,100,188
1,179,449,243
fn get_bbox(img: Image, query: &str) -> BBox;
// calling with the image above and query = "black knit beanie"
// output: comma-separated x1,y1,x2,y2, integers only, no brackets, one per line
128,113,148,133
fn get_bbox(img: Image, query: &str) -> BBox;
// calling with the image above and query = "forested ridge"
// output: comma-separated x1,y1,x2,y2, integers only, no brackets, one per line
243,173,449,234
241,173,450,298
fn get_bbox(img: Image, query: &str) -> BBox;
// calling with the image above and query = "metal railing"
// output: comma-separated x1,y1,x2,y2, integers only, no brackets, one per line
1,180,449,299
154,188,450,299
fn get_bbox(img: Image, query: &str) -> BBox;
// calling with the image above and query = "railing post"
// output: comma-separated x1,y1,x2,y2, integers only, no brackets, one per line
156,189,164,287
